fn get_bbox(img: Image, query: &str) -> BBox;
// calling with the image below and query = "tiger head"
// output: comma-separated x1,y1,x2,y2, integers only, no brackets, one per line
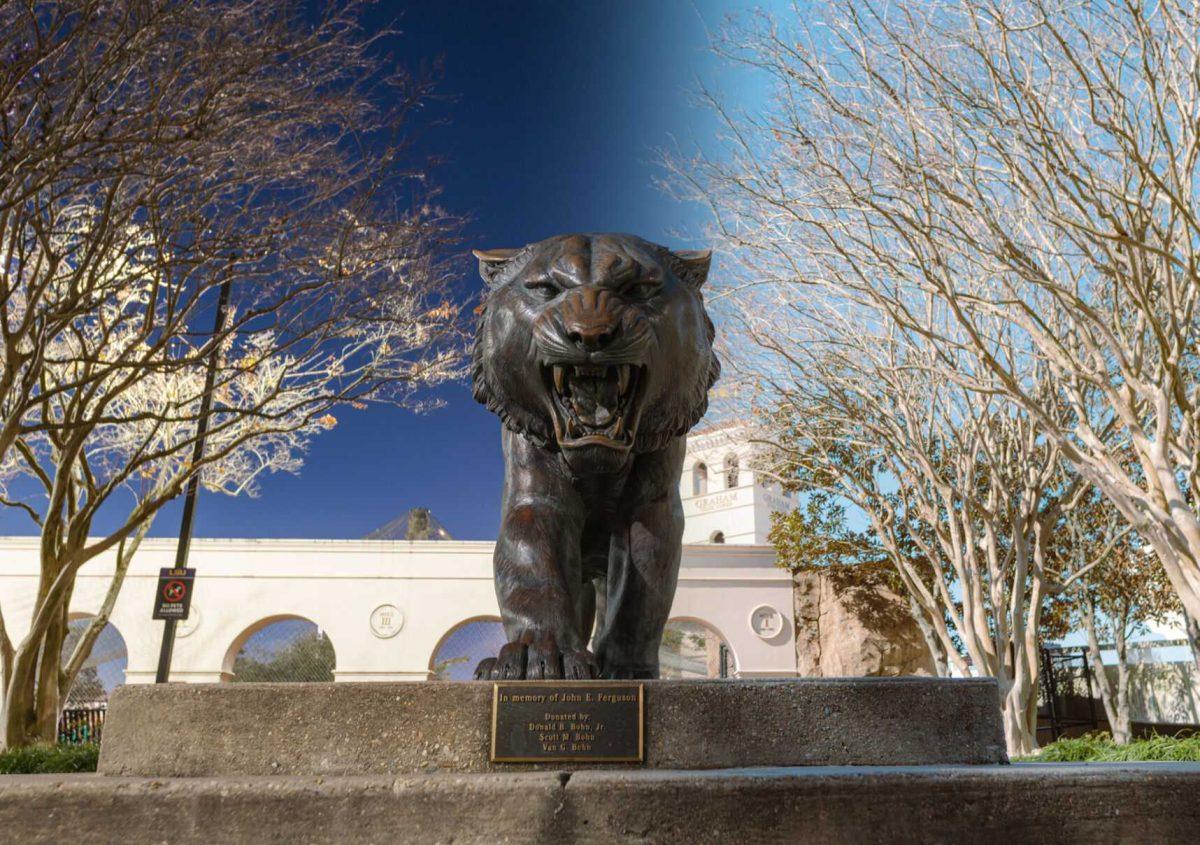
471,233,719,475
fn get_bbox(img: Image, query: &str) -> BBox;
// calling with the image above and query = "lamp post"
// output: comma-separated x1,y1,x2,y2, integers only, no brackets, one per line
155,278,232,683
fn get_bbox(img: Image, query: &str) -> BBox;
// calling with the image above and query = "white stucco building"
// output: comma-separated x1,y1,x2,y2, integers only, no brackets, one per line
681,422,796,545
0,424,799,690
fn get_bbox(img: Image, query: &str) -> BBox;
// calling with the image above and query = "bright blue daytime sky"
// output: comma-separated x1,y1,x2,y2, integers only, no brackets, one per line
0,1,792,542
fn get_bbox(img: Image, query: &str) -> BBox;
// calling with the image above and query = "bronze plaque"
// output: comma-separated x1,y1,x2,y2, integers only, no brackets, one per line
490,682,644,763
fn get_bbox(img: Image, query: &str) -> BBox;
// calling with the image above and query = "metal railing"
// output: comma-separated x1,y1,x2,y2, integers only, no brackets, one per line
1038,646,1099,741
58,705,105,745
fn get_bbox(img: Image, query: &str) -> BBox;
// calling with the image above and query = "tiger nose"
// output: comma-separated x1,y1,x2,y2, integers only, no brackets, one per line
566,323,617,351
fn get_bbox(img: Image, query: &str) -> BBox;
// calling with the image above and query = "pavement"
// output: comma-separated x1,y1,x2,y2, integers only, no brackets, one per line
3,762,1199,844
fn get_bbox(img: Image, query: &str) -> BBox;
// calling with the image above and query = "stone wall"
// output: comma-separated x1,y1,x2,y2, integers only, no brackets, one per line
793,571,935,677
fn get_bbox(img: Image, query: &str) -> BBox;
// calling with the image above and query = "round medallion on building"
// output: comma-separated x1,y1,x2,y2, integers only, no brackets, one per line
749,604,784,640
369,604,405,639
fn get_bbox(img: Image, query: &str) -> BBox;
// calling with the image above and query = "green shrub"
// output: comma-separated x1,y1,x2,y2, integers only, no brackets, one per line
1024,732,1200,763
0,743,99,774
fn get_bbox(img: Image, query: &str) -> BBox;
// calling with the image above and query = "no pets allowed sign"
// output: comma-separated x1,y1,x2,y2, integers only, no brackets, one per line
152,568,195,620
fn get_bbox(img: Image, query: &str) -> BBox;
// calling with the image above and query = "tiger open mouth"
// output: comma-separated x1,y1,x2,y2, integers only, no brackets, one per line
544,362,643,451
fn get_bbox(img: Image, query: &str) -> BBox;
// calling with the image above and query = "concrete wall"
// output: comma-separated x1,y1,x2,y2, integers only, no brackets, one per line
0,537,797,685
1120,663,1200,726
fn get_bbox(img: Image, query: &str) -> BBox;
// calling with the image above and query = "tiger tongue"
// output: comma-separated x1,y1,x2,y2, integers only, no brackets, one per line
570,376,618,426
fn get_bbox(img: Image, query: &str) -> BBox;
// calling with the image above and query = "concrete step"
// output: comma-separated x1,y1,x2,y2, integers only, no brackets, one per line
3,764,1199,844
98,678,1007,776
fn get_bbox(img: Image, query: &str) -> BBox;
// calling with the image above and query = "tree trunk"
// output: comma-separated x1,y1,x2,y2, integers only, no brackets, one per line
1,559,72,750
1,617,71,749
907,596,949,676
1084,600,1128,744
1112,626,1132,745
1,637,44,750
0,604,12,697
1184,608,1200,675
998,664,1039,757
1,515,154,750
1000,690,1038,757
34,605,68,744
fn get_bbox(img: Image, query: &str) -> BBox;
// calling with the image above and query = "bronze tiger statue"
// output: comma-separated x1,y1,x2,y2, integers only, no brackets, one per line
470,233,719,680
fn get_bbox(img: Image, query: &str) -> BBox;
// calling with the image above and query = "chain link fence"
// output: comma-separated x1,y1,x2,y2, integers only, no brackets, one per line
230,618,336,682
659,620,734,679
61,616,128,705
429,617,734,680
431,618,508,680
57,617,128,744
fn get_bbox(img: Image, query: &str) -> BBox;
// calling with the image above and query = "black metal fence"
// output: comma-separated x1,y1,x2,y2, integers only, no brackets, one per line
58,705,105,745
1038,646,1099,741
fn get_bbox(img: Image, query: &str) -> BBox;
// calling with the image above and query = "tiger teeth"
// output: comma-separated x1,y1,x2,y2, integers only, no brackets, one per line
617,365,630,395
612,416,624,438
553,365,566,394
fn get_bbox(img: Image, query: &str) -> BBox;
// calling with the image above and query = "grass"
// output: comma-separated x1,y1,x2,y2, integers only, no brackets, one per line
1022,732,1200,763
0,742,99,774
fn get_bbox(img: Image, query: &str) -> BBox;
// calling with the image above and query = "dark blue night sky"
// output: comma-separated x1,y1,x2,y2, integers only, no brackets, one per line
1,1,783,542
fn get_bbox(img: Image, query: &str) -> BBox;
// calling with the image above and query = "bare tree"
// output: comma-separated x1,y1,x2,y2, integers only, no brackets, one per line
745,297,1080,754
0,0,462,749
677,0,1200,632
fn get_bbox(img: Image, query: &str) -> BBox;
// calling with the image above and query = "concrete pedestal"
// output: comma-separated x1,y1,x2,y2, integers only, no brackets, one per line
5,678,1194,843
98,678,1007,776
4,764,1200,844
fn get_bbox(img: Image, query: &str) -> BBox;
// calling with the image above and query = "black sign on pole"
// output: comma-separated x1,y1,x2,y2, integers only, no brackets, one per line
152,567,196,621
155,275,231,684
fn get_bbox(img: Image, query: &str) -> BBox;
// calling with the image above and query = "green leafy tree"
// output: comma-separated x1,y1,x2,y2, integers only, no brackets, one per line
769,492,888,580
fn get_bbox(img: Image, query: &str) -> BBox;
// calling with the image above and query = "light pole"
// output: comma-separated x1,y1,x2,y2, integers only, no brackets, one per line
154,278,232,683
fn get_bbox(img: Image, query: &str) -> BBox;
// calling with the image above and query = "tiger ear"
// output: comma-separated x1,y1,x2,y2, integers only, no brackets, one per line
671,248,712,289
472,248,521,285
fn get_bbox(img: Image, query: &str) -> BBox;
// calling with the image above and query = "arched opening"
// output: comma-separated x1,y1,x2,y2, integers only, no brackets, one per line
428,616,506,681
659,618,737,679
224,615,336,682
724,453,740,488
428,617,740,681
62,614,127,705
58,614,127,744
709,530,726,544
692,462,709,497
